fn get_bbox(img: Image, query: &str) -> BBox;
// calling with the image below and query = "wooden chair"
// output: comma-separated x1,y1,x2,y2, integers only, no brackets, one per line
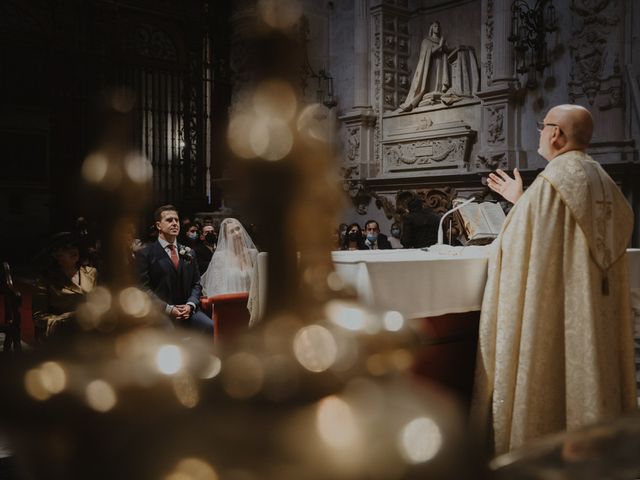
1,262,22,353
200,292,250,343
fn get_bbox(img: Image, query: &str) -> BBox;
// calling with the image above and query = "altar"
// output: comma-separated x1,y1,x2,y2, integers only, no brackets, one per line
331,247,640,316
331,247,640,401
331,246,492,318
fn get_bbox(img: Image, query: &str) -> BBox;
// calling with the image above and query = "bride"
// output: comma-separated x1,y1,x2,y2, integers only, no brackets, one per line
200,218,260,324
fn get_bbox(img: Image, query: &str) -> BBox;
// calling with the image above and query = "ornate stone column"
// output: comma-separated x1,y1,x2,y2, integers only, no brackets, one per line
339,0,377,205
475,0,524,171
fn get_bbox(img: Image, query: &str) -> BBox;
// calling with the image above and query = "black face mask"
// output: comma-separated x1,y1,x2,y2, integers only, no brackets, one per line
348,232,360,242
204,233,217,245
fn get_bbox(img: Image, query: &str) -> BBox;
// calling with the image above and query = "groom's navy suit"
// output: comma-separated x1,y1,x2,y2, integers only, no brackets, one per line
136,239,213,334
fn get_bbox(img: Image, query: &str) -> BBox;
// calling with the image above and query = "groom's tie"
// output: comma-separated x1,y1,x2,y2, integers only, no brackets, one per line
167,244,179,269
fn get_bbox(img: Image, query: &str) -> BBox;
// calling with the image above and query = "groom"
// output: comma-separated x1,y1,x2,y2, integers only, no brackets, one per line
136,204,214,335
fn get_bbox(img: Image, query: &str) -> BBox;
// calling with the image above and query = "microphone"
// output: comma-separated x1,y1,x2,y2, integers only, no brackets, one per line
436,197,475,245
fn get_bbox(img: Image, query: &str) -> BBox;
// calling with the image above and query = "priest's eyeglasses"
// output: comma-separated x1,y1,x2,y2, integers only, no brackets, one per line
536,121,561,133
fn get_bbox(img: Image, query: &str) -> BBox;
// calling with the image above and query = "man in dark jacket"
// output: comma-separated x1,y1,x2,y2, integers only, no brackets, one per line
401,197,440,248
363,220,392,250
136,205,213,335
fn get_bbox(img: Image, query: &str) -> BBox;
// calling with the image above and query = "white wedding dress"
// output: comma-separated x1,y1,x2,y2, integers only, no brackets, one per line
201,218,260,326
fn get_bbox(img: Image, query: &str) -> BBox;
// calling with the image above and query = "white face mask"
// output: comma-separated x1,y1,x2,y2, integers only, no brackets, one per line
187,232,198,240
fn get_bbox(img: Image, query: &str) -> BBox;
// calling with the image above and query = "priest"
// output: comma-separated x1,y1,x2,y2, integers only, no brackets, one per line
471,104,637,454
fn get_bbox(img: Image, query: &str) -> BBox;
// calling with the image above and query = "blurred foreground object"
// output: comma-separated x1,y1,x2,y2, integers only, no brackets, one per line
491,411,640,480
0,8,485,480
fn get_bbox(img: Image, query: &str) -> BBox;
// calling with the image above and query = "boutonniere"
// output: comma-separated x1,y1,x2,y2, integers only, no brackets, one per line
178,245,194,260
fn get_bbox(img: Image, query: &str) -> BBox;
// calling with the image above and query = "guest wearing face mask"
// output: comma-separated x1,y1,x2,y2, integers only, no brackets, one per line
202,225,217,252
340,223,367,250
388,222,404,249
183,222,213,274
363,220,392,250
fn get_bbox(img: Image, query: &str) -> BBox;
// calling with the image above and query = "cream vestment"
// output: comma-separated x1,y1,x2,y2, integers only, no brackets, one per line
471,150,636,454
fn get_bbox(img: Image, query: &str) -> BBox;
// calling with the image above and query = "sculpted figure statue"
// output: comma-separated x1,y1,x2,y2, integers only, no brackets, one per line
397,21,479,112
397,21,449,112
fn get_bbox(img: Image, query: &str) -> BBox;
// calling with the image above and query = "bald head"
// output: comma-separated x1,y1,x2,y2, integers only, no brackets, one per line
547,104,593,148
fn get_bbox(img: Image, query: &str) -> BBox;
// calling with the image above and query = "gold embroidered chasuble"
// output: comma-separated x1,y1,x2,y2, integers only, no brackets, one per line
471,150,636,454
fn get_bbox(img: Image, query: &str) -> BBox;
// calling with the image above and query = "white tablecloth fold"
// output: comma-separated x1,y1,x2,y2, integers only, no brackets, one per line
332,247,640,318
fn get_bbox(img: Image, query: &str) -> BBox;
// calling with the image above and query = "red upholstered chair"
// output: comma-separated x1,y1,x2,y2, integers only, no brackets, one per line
200,292,250,343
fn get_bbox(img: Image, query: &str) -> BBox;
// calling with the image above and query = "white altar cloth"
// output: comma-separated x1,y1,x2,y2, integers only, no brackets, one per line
331,247,640,319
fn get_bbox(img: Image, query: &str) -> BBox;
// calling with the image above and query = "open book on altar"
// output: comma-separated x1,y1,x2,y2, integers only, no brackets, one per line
455,201,506,245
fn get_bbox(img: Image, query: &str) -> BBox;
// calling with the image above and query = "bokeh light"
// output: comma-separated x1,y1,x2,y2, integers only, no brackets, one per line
293,325,337,372
124,152,153,183
165,457,218,480
253,79,297,122
325,272,345,292
249,117,293,161
119,287,151,318
326,301,366,331
390,349,413,372
399,417,443,464
24,368,51,401
82,152,109,184
172,373,200,409
39,361,67,394
383,311,404,331
297,103,331,142
199,355,222,380
316,396,359,449
228,113,259,159
366,354,387,376
156,345,183,375
77,287,113,330
221,352,264,399
257,0,303,30
86,380,118,412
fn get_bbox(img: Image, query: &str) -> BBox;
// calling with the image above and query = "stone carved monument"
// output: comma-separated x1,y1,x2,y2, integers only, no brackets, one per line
396,21,479,112
379,20,480,178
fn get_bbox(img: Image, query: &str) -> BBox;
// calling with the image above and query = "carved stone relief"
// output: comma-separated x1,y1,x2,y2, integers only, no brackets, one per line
340,165,359,181
384,137,468,171
476,152,507,170
372,10,383,173
568,0,623,108
484,0,494,84
487,105,505,144
345,127,360,163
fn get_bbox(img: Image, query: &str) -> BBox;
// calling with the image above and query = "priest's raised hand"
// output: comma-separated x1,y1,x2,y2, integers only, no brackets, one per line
487,168,523,204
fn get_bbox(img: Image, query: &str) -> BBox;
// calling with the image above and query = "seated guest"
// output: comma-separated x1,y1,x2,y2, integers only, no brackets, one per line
201,224,217,252
363,220,392,250
401,197,440,248
388,222,404,249
201,218,260,323
340,223,366,250
136,205,213,335
184,222,214,274
338,223,348,246
74,216,102,269
32,232,98,338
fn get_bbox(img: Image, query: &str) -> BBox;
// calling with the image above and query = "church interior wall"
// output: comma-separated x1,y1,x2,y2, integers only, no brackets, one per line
301,0,640,244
